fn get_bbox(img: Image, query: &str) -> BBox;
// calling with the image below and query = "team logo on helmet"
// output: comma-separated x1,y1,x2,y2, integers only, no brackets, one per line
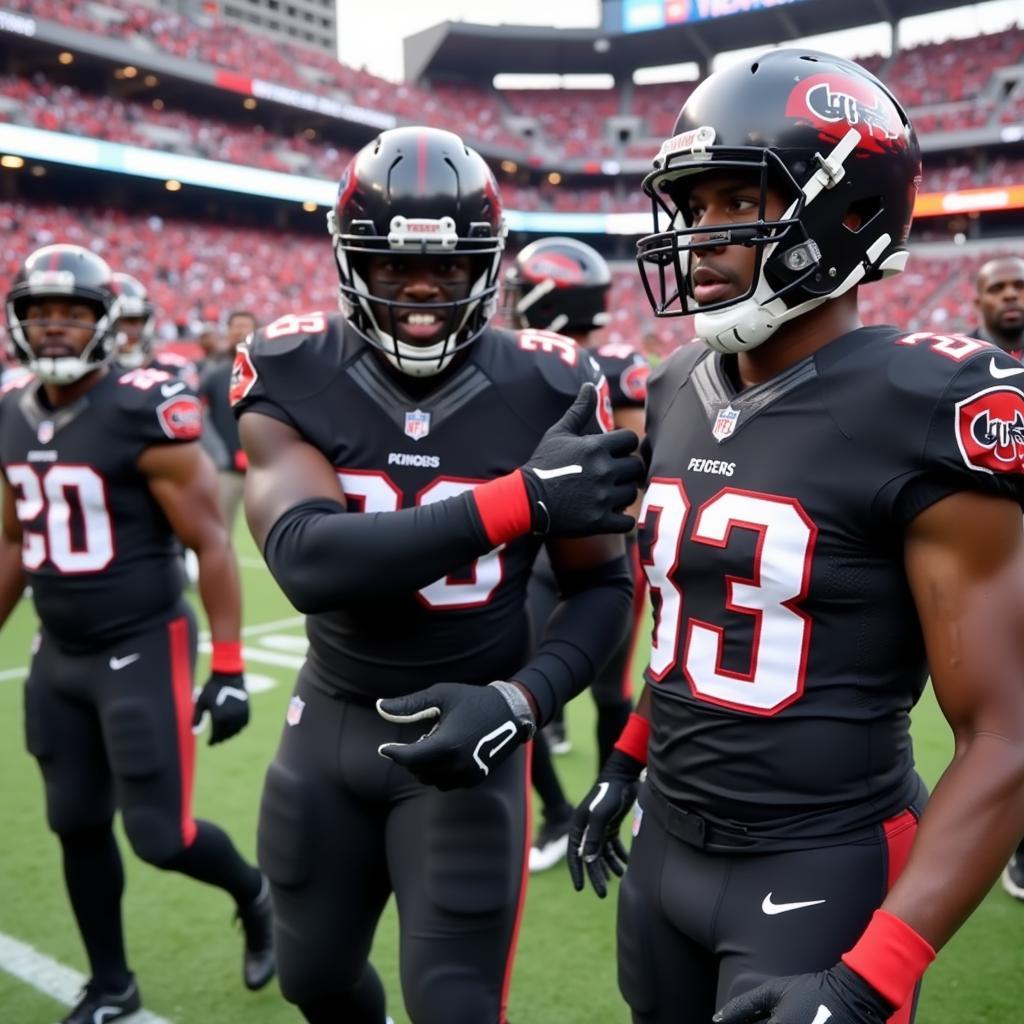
785,73,902,153
956,386,1024,474
523,252,586,287
157,394,202,441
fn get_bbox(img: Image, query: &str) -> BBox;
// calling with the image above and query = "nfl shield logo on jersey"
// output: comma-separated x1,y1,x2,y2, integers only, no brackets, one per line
712,405,740,442
286,695,305,727
404,409,431,442
37,420,54,444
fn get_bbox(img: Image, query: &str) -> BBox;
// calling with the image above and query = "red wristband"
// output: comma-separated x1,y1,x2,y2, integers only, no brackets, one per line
614,712,650,764
472,470,532,546
211,640,244,675
841,909,935,1010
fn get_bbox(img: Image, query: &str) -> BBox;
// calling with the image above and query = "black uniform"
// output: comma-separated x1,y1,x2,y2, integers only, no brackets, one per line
234,314,608,1024
528,340,650,760
621,327,1024,1023
0,366,260,994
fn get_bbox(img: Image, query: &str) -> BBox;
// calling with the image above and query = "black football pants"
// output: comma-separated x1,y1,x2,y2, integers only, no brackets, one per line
258,668,530,1024
618,782,923,1024
26,605,203,863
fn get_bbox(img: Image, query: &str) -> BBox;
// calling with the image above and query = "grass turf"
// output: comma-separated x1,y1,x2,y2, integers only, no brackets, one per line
0,527,1020,1022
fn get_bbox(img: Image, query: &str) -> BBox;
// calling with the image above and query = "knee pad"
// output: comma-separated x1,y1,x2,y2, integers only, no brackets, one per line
405,966,498,1024
258,762,315,888
617,870,658,1015
104,700,163,780
422,789,517,916
122,805,186,866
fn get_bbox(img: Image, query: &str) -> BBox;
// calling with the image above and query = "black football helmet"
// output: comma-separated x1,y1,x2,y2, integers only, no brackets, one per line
637,49,921,354
6,244,123,384
113,271,156,368
327,126,507,377
505,237,612,335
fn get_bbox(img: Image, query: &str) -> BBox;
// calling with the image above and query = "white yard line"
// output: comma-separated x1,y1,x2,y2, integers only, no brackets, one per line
0,931,173,1023
0,667,26,682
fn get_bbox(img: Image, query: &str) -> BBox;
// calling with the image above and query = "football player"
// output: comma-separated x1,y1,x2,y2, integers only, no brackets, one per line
568,50,1024,1024
233,126,642,1024
505,237,651,872
113,271,199,387
973,255,1024,357
200,310,257,536
0,245,274,1024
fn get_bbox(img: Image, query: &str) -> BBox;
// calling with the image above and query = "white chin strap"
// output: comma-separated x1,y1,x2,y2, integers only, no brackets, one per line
30,355,103,385
116,340,147,369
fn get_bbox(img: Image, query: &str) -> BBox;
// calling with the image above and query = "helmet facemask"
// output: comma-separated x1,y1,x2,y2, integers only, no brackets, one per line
7,289,123,385
329,211,506,378
116,295,156,369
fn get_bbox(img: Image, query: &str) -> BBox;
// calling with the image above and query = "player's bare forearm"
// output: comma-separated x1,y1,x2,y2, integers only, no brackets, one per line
140,441,243,642
895,489,1024,948
194,539,244,643
0,485,26,630
0,532,26,631
883,732,1024,949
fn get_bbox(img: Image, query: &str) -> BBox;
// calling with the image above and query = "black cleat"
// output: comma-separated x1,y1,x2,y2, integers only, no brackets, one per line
235,875,275,990
1001,851,1024,901
529,813,572,873
61,978,141,1023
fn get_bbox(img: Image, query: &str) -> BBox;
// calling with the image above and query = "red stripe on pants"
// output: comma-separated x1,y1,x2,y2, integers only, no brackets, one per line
499,743,532,1024
882,809,919,1024
168,616,198,847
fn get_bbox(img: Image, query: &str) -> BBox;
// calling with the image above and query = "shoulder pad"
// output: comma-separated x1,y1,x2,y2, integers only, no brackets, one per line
238,311,347,407
114,366,202,443
508,326,599,393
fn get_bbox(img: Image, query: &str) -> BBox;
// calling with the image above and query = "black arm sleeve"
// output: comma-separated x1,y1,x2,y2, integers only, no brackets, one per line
511,553,633,725
262,496,496,614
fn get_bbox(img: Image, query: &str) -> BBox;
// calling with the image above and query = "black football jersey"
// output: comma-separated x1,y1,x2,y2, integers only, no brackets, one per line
638,326,1024,849
0,367,203,650
589,341,650,411
232,314,609,702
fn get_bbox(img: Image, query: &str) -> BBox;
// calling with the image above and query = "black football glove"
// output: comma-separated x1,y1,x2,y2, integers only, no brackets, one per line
192,671,250,745
376,681,536,790
567,749,644,898
713,963,894,1024
521,382,642,537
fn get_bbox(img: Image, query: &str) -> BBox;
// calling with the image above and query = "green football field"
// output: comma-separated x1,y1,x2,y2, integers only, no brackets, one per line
0,525,1021,1023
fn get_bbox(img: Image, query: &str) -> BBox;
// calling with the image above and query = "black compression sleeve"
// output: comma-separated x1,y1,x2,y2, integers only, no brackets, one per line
512,553,633,725
262,496,496,614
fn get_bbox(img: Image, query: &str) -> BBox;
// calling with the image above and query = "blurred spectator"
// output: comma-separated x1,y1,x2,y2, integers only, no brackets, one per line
971,255,1024,355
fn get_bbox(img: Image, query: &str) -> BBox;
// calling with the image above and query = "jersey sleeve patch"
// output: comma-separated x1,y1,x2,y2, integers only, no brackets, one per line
955,385,1024,474
620,358,651,403
230,344,258,407
596,375,615,433
156,394,203,441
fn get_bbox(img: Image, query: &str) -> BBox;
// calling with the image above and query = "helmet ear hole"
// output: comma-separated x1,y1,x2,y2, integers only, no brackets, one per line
843,197,883,234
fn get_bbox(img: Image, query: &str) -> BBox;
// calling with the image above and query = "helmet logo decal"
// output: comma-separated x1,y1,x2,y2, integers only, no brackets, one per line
654,126,716,169
786,74,902,153
387,216,458,250
27,270,76,293
523,252,585,287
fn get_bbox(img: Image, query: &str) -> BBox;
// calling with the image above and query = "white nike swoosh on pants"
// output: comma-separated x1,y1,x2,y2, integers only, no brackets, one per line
761,892,827,915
